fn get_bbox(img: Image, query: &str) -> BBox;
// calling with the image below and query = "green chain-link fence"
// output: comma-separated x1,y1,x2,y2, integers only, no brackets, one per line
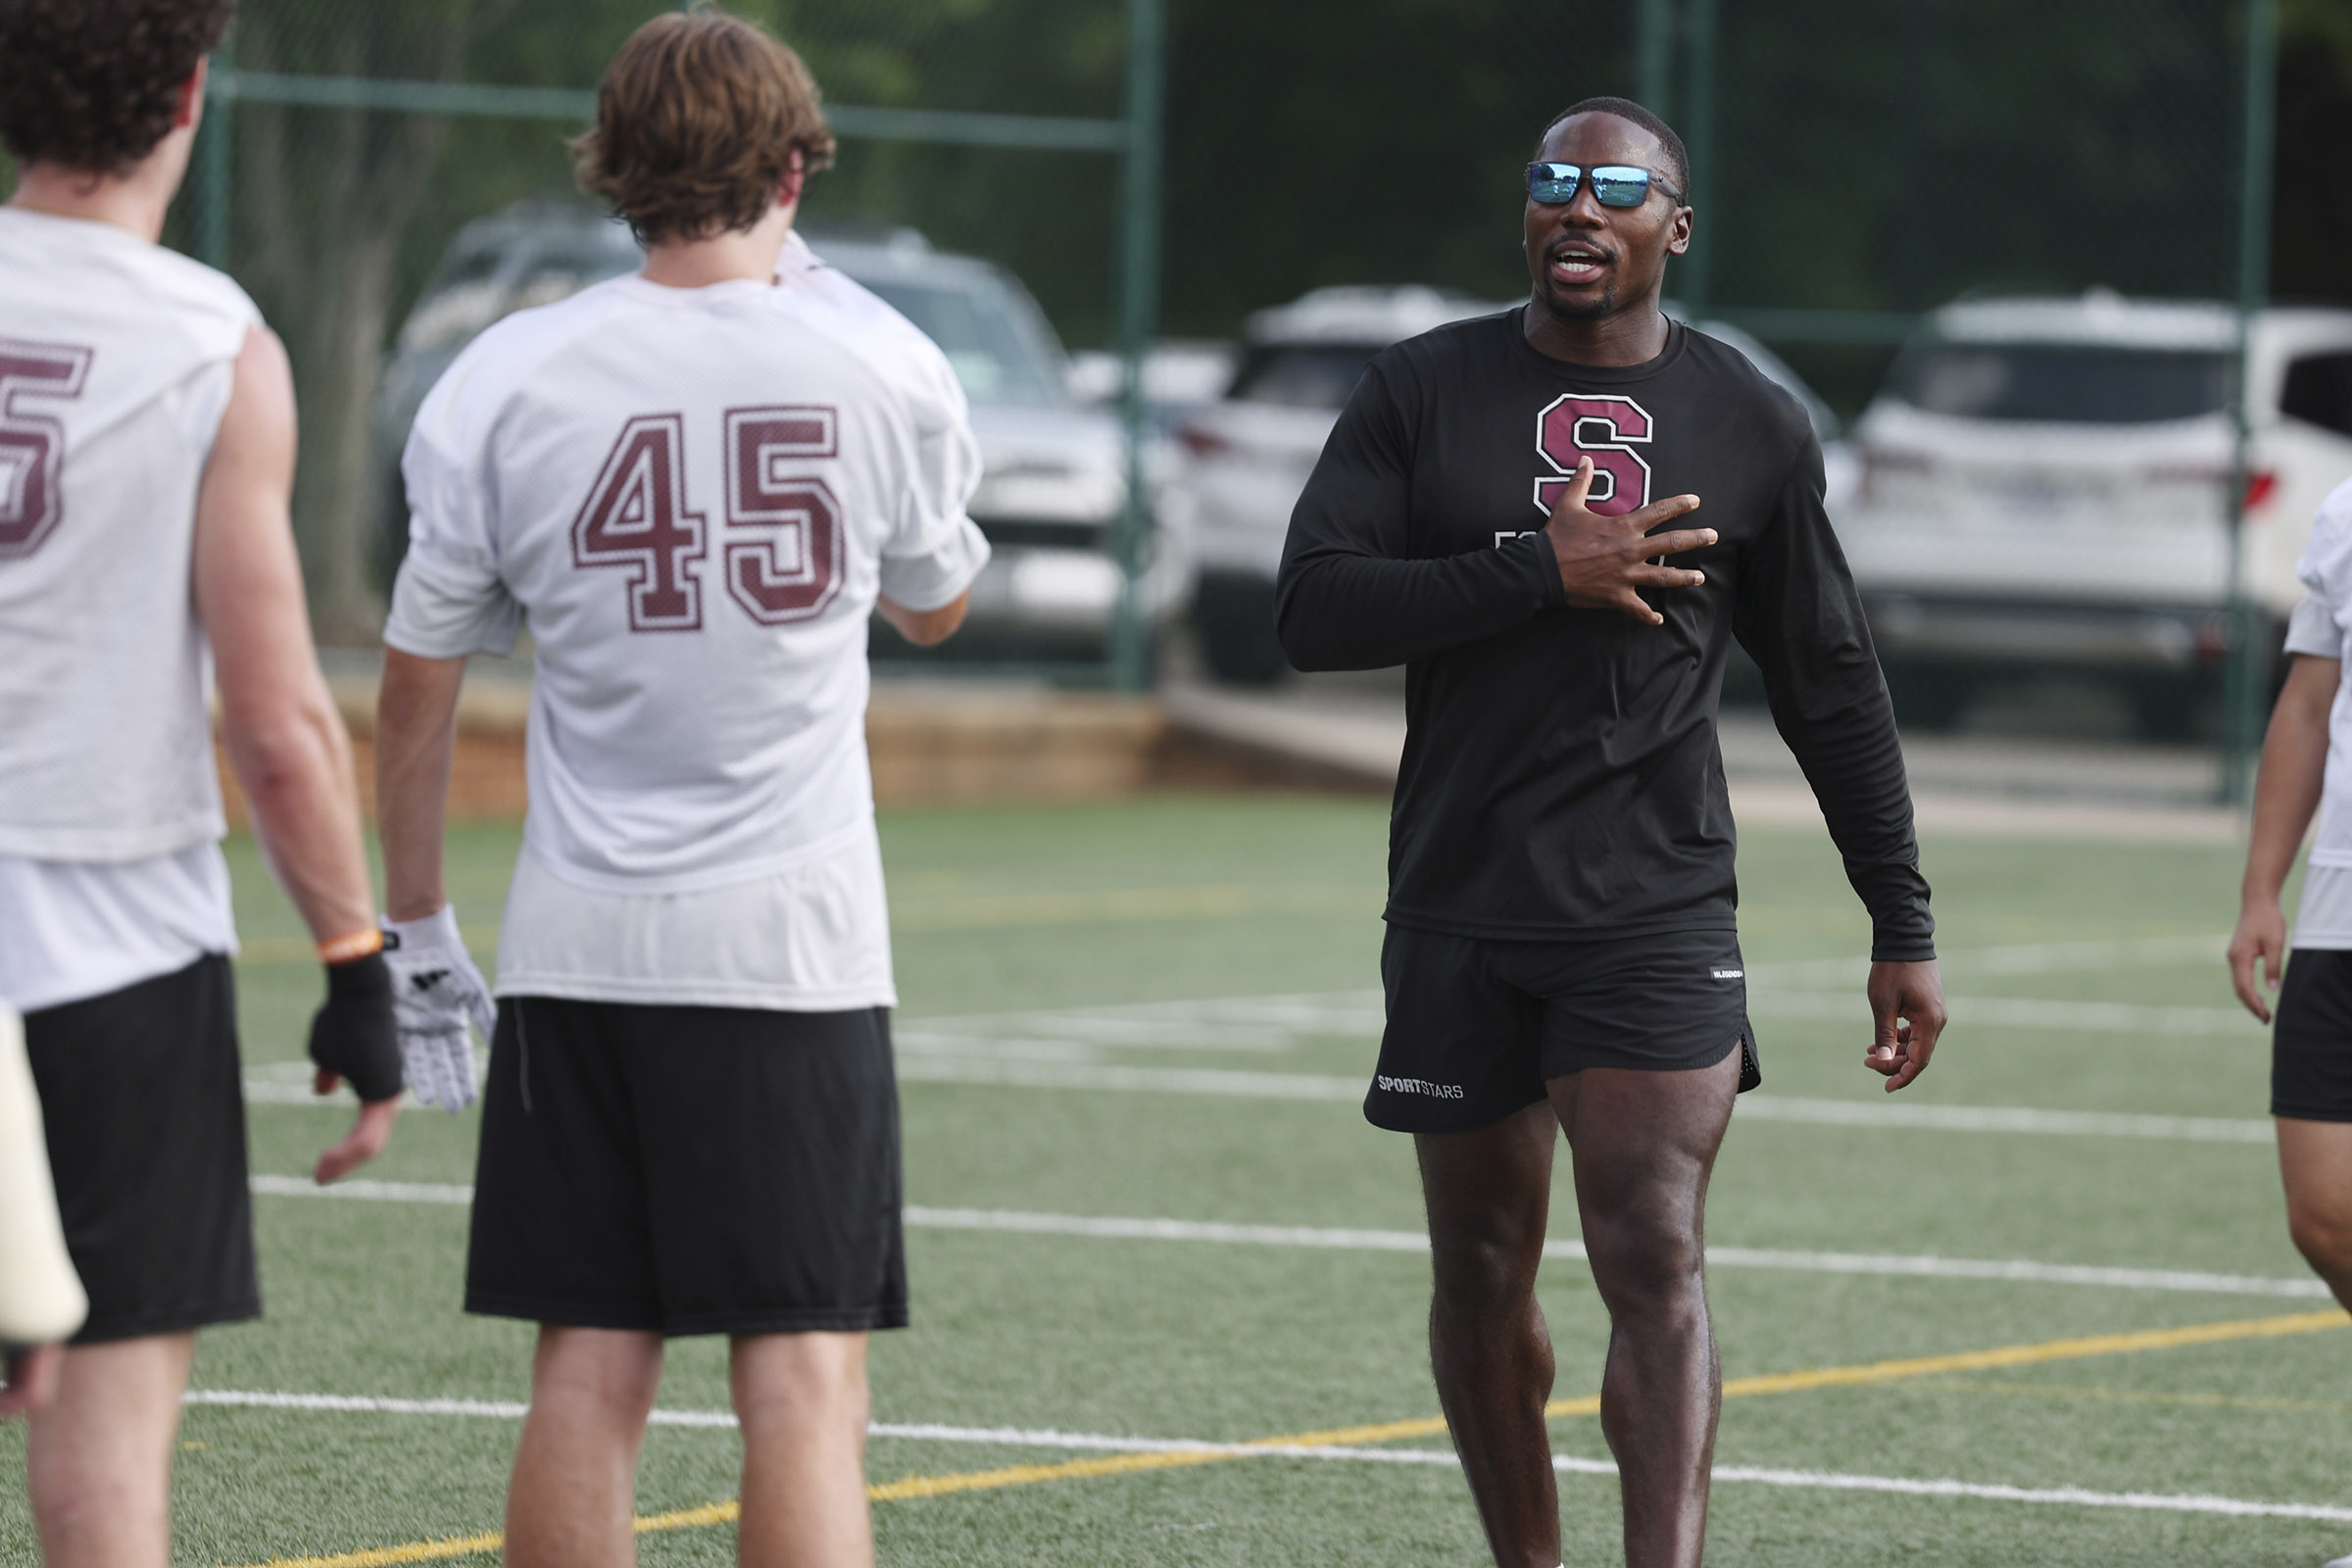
1638,0,2282,797
95,0,2303,792
173,0,1164,685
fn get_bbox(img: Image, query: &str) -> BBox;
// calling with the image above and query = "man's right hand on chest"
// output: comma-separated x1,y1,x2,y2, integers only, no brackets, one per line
1542,456,1713,626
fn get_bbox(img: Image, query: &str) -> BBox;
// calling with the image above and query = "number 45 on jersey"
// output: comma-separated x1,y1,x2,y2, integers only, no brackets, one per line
574,405,843,633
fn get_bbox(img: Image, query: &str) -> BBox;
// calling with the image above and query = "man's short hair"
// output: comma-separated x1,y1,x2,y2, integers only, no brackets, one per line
1535,96,1690,197
0,0,234,173
573,9,838,246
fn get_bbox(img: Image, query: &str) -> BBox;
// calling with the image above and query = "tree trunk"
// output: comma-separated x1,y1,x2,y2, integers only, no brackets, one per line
228,0,500,643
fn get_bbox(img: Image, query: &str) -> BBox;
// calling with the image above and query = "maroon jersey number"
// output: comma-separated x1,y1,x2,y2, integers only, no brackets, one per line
724,406,843,624
0,339,95,561
572,414,706,631
1532,394,1653,518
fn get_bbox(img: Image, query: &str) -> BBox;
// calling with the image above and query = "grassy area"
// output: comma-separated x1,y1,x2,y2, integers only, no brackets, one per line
5,796,2346,1567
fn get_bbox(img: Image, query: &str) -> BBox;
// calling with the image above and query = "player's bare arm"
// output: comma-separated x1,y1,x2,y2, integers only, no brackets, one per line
193,322,400,1180
2232,654,2341,1021
374,650,468,923
878,589,972,646
1543,455,1710,625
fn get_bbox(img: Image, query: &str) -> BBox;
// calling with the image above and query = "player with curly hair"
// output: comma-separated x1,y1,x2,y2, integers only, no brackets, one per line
0,1,405,1560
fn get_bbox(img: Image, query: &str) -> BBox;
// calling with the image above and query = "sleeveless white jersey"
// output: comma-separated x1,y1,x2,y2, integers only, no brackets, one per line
387,234,989,920
0,208,257,861
2288,478,2352,949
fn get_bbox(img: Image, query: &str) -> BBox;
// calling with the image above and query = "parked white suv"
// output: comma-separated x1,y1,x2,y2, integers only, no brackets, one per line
1838,292,2352,733
1168,286,1849,683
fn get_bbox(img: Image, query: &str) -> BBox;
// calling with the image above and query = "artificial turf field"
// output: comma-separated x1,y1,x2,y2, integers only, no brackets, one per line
4,793,2349,1567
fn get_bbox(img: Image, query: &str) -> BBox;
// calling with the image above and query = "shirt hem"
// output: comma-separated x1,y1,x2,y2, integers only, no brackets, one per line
522,813,877,897
10,943,237,1015
494,973,898,1011
2291,932,2352,952
0,819,223,862
1382,906,1740,942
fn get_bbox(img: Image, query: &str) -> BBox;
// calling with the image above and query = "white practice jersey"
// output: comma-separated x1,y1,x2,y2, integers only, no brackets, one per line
0,210,250,1011
387,232,989,1007
0,209,255,861
2288,477,2352,949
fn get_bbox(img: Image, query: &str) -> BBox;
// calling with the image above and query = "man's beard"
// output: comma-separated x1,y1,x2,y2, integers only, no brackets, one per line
1537,275,1618,319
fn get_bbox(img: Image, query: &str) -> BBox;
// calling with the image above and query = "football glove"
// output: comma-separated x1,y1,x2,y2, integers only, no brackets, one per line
381,905,494,1112
307,950,404,1103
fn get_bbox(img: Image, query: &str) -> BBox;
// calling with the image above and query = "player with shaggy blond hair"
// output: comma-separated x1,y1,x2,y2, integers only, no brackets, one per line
374,10,988,1565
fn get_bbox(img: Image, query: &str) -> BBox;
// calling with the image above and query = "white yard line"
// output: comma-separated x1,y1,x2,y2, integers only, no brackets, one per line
1731,1097,2274,1144
248,1174,471,1203
241,1059,2278,1148
244,1181,2326,1298
175,1389,2352,1524
1749,993,2259,1037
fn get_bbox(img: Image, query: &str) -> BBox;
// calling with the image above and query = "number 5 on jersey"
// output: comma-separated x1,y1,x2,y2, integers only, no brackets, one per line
572,405,842,633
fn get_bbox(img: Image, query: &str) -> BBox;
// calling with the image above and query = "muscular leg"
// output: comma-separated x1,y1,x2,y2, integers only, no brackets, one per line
1415,1101,1562,1568
2279,1118,2352,1310
1552,1051,1740,1568
731,1331,874,1568
506,1326,664,1568
24,1332,196,1568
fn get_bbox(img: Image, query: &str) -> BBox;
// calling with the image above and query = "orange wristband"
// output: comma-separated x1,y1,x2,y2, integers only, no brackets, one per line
317,928,385,964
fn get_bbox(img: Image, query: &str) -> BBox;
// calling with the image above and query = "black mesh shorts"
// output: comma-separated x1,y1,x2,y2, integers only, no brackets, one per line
466,997,907,1336
23,954,261,1343
2274,948,2352,1122
1367,924,1760,1134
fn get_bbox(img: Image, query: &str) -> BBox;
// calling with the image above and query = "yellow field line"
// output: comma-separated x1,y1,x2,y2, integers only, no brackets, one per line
223,1306,2346,1568
1924,1378,2352,1415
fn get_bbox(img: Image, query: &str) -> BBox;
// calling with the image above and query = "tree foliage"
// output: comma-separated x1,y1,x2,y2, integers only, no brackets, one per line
161,0,2346,632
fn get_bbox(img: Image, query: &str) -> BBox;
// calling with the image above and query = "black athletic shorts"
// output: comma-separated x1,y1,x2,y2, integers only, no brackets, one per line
23,955,261,1344
1367,924,1760,1134
2274,948,2352,1121
466,997,907,1336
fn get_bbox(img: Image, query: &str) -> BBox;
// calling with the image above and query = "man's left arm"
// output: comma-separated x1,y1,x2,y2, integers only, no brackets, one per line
1734,439,1946,1092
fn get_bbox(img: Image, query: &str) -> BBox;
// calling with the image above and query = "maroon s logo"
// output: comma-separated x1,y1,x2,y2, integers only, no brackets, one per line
0,339,95,561
1532,394,1653,517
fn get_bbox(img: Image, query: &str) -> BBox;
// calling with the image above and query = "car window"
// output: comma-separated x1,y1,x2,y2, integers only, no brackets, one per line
2282,351,2352,439
860,278,1064,407
1227,345,1380,410
1892,345,2228,423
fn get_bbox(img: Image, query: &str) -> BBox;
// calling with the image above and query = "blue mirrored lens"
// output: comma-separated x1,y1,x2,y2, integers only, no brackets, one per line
1589,167,1652,207
1526,163,1582,203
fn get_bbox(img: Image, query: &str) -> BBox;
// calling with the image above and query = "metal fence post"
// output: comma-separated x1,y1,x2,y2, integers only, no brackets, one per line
1636,0,1676,121
2222,0,2279,806
1679,0,1716,314
1111,0,1164,693
197,32,232,270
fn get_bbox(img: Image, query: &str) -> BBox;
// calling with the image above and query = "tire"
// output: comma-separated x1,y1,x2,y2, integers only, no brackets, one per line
1193,573,1289,686
2125,677,2201,743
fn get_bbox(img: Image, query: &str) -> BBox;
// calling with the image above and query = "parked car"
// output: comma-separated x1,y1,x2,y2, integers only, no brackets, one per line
375,204,1166,660
1066,341,1241,432
1169,287,1513,682
1167,286,1852,683
372,201,641,583
1837,292,2352,733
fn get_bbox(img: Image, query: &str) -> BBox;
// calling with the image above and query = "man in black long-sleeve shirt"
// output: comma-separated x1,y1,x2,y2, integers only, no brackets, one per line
1275,97,1947,1568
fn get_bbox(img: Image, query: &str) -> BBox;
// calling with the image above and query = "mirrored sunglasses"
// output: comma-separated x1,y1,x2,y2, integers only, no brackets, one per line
1524,163,1681,209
